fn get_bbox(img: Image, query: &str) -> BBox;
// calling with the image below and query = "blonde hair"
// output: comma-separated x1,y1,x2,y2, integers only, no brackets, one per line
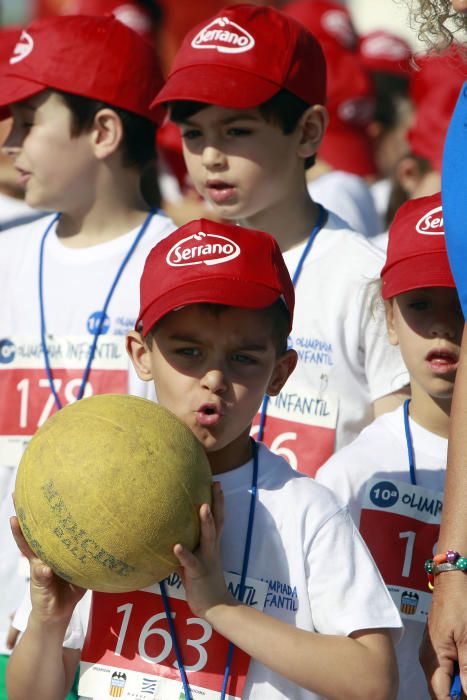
405,0,467,48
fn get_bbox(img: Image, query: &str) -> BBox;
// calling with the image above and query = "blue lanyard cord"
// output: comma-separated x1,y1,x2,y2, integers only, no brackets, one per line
257,204,328,442
160,583,192,700
403,399,417,486
220,440,259,698
39,209,156,410
161,440,259,700
291,204,327,287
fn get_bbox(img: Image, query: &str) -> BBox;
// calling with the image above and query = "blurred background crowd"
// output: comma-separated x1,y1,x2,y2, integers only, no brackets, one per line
0,0,465,242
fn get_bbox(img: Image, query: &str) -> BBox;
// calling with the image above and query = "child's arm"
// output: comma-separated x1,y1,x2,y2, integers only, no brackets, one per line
420,329,467,698
6,516,84,700
174,484,399,700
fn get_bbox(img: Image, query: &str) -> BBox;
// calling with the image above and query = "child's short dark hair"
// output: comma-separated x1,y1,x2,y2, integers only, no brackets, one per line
58,90,160,208
144,299,291,357
169,89,316,170
58,90,157,171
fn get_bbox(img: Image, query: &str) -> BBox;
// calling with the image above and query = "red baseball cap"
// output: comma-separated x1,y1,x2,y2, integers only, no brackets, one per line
151,4,326,110
60,1,155,38
359,30,412,77
136,218,295,335
318,44,376,176
284,1,376,177
408,46,466,171
381,191,456,300
285,0,358,51
0,14,164,123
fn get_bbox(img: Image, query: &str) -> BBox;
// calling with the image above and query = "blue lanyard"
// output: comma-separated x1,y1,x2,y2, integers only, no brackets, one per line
402,399,417,486
160,439,259,700
38,209,156,410
257,204,328,441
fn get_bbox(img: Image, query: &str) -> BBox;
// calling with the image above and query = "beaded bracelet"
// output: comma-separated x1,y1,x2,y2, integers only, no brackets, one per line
425,550,467,591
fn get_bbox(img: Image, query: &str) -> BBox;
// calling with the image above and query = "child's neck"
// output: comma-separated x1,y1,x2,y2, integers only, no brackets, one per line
238,185,322,253
56,173,150,248
207,431,254,476
408,382,452,439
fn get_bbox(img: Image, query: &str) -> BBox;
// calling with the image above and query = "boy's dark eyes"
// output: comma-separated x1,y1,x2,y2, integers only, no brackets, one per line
173,348,257,365
175,347,201,357
181,129,201,140
231,353,257,365
226,127,252,137
180,126,253,140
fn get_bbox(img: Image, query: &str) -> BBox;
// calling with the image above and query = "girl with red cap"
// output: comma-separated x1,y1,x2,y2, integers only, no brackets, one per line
317,191,464,700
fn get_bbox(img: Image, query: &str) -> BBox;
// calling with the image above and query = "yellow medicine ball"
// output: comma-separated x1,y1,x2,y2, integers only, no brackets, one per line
15,394,212,593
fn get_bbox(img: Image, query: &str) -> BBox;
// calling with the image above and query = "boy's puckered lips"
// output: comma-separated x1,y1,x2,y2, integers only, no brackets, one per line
136,218,295,335
0,14,164,124
151,3,326,110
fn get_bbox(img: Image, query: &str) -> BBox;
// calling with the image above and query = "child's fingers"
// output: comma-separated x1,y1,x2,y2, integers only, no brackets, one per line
5,624,20,651
173,543,204,576
30,558,54,586
199,501,219,556
211,482,225,541
10,516,36,560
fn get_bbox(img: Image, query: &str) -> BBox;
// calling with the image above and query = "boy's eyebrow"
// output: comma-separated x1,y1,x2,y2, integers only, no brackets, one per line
169,333,269,351
15,100,37,112
179,113,262,126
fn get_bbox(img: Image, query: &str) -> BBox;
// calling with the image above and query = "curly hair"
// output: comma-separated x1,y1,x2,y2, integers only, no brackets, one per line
404,0,467,47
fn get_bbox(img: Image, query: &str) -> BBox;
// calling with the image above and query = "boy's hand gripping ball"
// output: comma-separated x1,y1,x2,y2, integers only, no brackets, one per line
14,394,212,593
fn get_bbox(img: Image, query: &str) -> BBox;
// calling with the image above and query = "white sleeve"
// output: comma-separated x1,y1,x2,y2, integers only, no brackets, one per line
358,274,409,402
307,506,403,642
13,589,91,650
308,172,384,238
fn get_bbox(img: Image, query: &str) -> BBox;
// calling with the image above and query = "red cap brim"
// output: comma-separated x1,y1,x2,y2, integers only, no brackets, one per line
151,64,282,109
0,75,47,111
381,252,456,299
137,277,287,334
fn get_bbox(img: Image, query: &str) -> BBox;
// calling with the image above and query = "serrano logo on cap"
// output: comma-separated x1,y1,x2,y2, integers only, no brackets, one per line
166,231,241,267
10,30,34,64
191,17,255,54
415,205,444,235
362,35,409,61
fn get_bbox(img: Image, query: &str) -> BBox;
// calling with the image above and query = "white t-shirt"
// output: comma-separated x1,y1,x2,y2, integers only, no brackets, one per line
370,178,391,224
308,171,384,238
0,210,175,655
14,443,402,700
254,211,409,477
0,192,48,231
316,406,447,700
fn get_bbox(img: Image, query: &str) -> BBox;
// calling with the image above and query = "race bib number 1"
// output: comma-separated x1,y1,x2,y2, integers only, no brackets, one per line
80,572,268,700
359,477,442,623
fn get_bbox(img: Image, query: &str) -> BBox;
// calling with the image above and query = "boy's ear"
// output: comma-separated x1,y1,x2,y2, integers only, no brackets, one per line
90,108,124,160
384,299,399,346
266,349,298,396
126,331,153,381
296,105,329,159
394,156,425,198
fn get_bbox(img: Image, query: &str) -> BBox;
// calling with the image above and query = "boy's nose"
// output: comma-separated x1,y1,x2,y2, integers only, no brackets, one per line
201,145,226,170
201,368,228,394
